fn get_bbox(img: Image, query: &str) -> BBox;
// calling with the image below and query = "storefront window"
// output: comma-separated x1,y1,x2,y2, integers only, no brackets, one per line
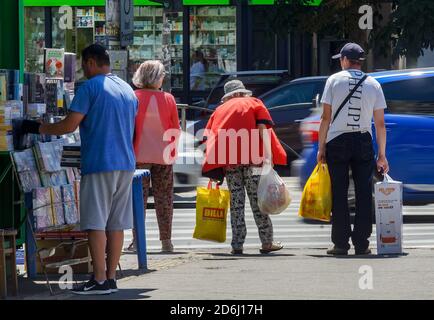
129,7,183,89
51,7,76,53
75,7,97,80
24,7,45,73
189,6,236,91
169,13,184,90
53,6,107,81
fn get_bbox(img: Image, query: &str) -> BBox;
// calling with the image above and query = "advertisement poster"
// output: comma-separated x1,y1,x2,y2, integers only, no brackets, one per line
120,0,134,47
45,48,65,79
108,50,128,81
106,0,120,45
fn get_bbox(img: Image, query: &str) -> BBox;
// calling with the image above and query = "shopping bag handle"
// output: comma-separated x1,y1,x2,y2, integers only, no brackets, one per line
316,163,327,172
208,180,220,190
383,174,393,182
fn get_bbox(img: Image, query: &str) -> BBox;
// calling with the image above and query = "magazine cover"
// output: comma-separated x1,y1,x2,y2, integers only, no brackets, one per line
51,186,65,226
12,148,38,172
65,167,76,184
73,179,80,218
61,184,79,225
45,48,65,78
35,141,63,172
41,170,69,187
32,187,54,230
45,78,64,113
18,170,42,193
25,72,46,104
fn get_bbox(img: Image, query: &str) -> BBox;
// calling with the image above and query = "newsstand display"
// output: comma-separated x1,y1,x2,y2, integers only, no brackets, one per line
1,47,90,294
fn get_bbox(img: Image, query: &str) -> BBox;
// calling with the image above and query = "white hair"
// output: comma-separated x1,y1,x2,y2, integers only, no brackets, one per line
222,92,251,103
132,60,166,89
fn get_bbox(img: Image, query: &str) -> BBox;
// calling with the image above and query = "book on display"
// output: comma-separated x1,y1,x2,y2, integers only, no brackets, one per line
33,187,55,231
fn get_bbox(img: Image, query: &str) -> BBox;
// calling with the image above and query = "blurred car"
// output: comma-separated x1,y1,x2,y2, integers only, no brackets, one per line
296,67,434,204
173,122,204,191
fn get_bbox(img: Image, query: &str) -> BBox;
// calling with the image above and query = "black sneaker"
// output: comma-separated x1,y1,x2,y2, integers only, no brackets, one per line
355,248,372,255
326,246,348,256
108,279,118,293
71,278,111,295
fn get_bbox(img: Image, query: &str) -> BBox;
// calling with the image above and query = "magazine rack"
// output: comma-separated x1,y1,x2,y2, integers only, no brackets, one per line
10,148,149,294
23,192,91,295
8,148,91,295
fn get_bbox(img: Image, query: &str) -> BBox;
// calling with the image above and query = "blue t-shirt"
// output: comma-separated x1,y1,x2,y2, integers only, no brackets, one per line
70,74,138,175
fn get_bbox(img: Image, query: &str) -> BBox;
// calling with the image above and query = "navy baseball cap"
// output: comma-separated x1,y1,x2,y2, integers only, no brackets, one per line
332,43,366,61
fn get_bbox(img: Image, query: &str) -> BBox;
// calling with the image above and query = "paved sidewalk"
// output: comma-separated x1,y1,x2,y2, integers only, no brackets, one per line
17,247,434,300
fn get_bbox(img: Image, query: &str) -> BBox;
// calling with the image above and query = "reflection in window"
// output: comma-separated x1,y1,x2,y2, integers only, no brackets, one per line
190,6,237,91
129,7,183,89
24,8,45,73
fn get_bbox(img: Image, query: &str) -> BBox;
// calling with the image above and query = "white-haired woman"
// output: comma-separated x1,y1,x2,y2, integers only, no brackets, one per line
125,60,180,253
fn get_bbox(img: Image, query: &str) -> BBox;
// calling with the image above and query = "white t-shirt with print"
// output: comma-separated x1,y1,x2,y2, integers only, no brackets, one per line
321,69,387,143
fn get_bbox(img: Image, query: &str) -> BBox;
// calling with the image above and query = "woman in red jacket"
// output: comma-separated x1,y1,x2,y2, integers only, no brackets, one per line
202,80,287,255
125,60,180,253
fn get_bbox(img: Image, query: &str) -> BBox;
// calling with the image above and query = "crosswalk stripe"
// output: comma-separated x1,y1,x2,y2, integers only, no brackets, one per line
142,242,434,250
140,225,434,231
126,233,434,242
136,231,434,238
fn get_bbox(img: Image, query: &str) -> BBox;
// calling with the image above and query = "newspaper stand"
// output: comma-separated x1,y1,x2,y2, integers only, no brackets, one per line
23,191,90,295
10,142,151,294
9,150,89,295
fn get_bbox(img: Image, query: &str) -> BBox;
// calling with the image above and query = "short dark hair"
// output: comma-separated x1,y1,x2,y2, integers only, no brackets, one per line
82,44,110,67
348,59,363,66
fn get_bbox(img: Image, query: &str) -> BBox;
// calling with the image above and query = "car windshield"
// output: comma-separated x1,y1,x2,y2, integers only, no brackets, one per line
206,74,288,108
261,82,320,108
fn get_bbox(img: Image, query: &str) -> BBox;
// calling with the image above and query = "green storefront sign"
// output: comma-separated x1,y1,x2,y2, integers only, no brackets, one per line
23,0,322,6
249,0,322,5
23,0,230,6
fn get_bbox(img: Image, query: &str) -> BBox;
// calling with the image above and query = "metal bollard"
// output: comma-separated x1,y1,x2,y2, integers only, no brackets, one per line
132,170,150,270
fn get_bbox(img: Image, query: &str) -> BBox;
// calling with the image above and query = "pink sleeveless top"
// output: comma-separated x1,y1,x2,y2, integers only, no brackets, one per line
134,90,180,165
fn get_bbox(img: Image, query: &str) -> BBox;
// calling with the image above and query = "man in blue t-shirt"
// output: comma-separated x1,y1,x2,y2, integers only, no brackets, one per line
21,44,138,295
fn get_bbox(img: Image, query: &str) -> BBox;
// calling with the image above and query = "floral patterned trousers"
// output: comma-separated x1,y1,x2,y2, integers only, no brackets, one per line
225,166,274,250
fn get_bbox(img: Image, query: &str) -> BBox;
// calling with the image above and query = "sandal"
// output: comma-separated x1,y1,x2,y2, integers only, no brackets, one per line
123,241,137,253
260,242,283,254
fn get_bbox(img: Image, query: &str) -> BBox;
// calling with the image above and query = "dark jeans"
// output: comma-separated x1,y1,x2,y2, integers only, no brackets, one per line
326,132,375,251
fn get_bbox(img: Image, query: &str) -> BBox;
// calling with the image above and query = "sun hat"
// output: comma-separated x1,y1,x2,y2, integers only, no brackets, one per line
221,79,253,101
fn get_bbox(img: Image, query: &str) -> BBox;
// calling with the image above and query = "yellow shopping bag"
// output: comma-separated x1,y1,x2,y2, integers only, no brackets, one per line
193,181,230,242
298,163,332,222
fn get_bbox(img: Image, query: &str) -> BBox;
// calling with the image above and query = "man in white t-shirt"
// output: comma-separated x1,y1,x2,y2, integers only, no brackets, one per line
317,43,389,256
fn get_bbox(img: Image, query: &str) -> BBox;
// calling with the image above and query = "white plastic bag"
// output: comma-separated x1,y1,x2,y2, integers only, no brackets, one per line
257,166,291,215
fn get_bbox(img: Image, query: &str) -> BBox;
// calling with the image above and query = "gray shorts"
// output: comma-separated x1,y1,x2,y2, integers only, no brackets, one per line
80,171,134,231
